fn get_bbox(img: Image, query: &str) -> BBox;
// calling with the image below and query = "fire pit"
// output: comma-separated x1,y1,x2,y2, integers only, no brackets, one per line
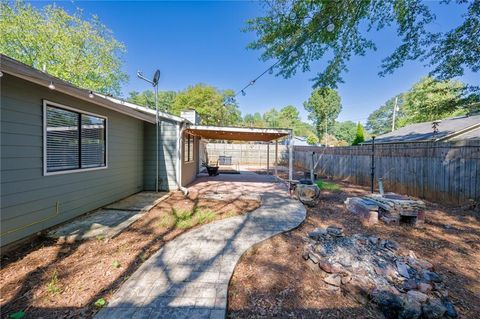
303,226,458,319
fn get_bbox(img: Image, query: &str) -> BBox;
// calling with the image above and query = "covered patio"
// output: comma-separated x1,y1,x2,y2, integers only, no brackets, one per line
184,125,294,181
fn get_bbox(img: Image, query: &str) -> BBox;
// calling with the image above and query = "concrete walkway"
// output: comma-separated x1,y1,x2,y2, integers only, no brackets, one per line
95,172,306,319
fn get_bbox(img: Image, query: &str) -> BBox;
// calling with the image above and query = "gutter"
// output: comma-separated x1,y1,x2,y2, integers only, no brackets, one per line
176,122,189,196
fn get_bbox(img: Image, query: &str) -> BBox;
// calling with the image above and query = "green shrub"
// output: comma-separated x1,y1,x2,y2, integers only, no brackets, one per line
195,209,216,224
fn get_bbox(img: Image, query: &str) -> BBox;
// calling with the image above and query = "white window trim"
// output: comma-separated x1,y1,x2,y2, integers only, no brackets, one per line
43,100,109,176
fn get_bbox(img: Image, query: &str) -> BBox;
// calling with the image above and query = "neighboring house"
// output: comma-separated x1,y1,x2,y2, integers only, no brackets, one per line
363,114,480,144
0,55,200,248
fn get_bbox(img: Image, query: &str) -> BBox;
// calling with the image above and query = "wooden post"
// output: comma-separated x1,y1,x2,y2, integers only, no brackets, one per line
289,133,293,181
274,139,278,177
267,142,270,175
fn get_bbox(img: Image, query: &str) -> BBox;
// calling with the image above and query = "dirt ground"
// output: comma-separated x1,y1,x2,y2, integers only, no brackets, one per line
228,181,480,319
0,191,260,319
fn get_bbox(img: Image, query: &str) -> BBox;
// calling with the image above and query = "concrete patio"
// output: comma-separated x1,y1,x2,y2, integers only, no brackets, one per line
48,191,170,242
95,171,306,319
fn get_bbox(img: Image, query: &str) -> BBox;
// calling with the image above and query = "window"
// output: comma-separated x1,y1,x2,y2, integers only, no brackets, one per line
44,101,106,174
184,133,194,162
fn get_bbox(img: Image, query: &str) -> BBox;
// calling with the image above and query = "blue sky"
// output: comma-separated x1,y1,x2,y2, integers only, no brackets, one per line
31,1,477,124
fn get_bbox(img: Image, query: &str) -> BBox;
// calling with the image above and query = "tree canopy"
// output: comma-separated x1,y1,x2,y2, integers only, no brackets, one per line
366,95,404,135
171,84,241,126
0,0,127,95
332,120,358,145
303,88,342,139
245,0,479,89
399,77,470,126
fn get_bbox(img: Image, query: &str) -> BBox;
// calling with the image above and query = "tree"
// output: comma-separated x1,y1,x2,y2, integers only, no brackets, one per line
352,123,366,145
399,77,469,126
366,95,404,135
306,134,319,145
127,90,177,112
245,0,479,90
172,84,241,126
303,88,342,140
332,121,357,144
0,0,127,95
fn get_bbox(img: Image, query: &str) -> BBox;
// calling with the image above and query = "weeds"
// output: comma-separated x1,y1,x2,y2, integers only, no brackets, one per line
173,208,196,228
112,260,121,269
195,208,216,224
316,180,341,192
46,270,62,295
156,214,176,228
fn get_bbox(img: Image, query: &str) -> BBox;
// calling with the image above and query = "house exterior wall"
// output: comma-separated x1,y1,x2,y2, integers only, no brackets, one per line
0,74,144,247
181,133,199,187
143,119,179,191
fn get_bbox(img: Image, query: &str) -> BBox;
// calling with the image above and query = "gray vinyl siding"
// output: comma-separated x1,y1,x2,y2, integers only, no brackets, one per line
1,74,144,247
143,120,178,191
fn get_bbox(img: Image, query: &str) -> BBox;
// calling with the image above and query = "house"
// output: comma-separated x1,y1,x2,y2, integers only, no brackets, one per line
0,54,292,249
363,114,480,144
0,55,201,248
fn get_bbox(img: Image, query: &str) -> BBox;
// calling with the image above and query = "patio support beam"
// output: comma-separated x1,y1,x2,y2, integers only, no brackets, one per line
274,139,278,177
267,142,270,175
289,132,293,180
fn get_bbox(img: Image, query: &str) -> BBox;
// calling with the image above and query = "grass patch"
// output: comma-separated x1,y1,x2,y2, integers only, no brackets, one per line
173,208,196,229
195,208,216,224
316,180,341,192
156,214,176,228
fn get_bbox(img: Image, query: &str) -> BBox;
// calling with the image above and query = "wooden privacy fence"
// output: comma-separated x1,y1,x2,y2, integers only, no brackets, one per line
206,143,289,166
294,141,480,205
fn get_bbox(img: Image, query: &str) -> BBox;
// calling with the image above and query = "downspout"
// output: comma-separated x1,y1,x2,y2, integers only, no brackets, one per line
176,121,189,196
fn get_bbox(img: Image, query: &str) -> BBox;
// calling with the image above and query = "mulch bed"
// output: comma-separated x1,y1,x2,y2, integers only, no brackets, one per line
228,182,480,318
0,191,260,319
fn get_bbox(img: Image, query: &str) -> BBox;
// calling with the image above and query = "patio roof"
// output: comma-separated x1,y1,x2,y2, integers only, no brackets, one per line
185,125,291,142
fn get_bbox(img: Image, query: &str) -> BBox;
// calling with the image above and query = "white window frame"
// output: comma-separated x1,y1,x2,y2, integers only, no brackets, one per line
43,100,108,176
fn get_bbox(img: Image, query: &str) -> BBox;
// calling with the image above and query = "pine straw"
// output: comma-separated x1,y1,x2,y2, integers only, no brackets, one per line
228,182,480,319
0,191,260,319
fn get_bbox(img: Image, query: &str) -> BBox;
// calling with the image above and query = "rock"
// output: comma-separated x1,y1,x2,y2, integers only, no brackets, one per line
341,274,352,284
324,274,342,287
314,244,328,256
396,261,411,279
406,290,428,304
308,251,321,264
305,258,320,272
422,298,447,319
423,270,442,283
418,282,433,293
371,289,404,319
331,262,344,273
444,301,458,318
308,227,327,240
403,279,418,291
297,184,320,207
385,239,400,251
368,236,379,245
400,301,422,319
319,260,333,273
302,245,313,260
417,259,433,270
326,225,343,237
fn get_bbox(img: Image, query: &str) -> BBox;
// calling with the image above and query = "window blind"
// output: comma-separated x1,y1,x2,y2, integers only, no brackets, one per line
46,106,80,171
45,104,106,173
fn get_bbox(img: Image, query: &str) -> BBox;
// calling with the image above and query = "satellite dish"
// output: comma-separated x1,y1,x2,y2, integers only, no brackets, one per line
153,70,160,86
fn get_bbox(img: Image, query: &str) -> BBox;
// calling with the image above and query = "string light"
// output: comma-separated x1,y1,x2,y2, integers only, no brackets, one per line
0,70,3,77
48,81,55,90
88,91,94,98
233,18,336,98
